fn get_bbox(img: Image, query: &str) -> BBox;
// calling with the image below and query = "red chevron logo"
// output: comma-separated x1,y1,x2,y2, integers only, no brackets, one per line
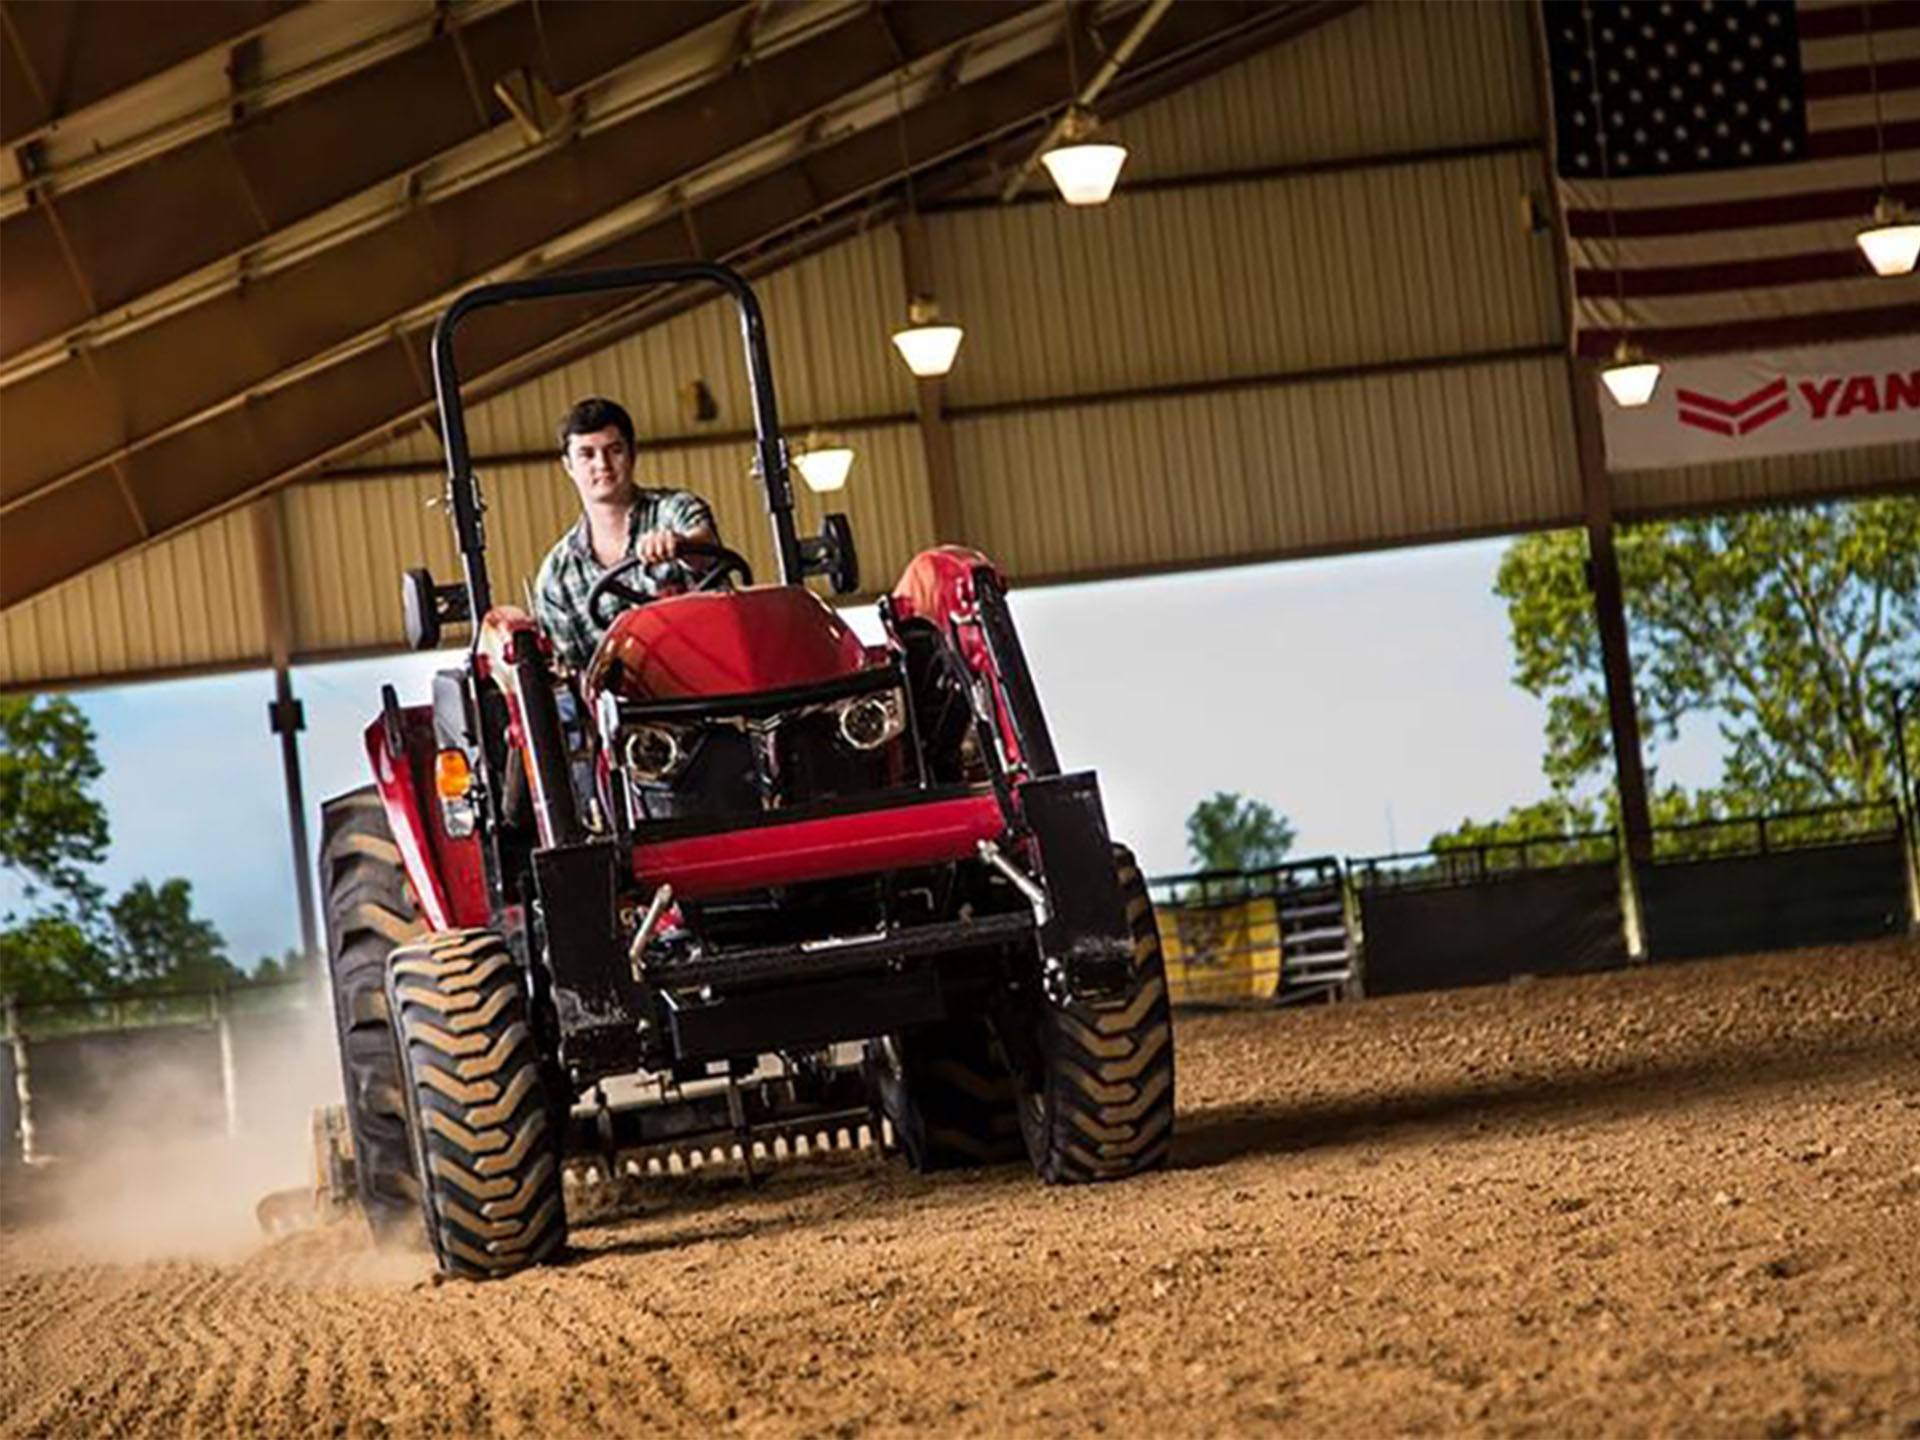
1675,376,1790,437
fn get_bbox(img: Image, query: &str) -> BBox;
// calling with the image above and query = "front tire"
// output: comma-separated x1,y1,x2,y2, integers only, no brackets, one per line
1016,845,1176,1182
385,929,567,1280
320,788,425,1244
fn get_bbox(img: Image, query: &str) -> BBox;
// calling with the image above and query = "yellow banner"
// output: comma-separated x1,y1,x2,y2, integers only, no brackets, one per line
1157,899,1283,1005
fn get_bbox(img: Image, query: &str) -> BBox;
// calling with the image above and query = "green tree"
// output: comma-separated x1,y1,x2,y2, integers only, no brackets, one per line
0,915,113,1006
1495,498,1920,812
1185,791,1296,873
250,947,309,985
107,878,237,993
2,694,237,1002
0,696,108,908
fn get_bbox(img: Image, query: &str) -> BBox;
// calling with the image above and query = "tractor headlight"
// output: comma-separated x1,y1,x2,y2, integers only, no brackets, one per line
836,690,904,751
623,723,690,782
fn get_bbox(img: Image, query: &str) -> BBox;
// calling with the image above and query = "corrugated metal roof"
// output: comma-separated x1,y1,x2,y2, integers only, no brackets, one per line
0,507,265,687
952,353,1582,580
1114,0,1538,178
931,149,1562,408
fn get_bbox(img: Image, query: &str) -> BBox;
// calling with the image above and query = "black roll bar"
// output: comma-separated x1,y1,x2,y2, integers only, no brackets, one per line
429,262,802,623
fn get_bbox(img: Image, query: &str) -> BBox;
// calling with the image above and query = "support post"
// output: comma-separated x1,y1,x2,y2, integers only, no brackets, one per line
5,995,35,1165
1568,362,1655,870
251,497,320,962
212,988,241,1140
1525,5,1655,936
895,213,965,543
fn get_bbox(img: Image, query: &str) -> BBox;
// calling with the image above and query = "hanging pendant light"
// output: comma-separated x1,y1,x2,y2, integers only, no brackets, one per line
793,431,855,493
1857,195,1920,277
1600,338,1661,408
1854,7,1917,276
1040,108,1128,206
890,298,964,378
1578,9,1658,411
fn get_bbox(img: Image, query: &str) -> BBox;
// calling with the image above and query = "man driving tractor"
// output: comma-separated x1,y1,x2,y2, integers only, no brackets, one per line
533,396,720,669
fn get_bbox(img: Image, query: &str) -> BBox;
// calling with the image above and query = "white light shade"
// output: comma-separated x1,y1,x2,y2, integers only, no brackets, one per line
1040,141,1128,205
890,322,964,378
1601,357,1662,408
794,444,854,493
1857,198,1920,276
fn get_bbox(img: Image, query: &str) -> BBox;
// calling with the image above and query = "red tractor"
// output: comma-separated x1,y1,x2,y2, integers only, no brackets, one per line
319,263,1174,1279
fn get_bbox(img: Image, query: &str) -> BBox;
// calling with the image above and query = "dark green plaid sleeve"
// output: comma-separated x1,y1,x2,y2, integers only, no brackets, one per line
533,541,596,671
651,489,716,538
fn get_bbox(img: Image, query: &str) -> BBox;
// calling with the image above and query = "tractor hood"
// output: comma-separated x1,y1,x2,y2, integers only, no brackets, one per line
587,586,875,703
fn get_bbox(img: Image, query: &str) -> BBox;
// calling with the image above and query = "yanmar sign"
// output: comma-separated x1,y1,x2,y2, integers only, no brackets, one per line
1600,336,1920,471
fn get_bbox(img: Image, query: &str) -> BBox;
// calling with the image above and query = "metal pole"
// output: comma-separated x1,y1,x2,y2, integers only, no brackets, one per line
5,995,36,1165
253,497,320,963
1896,687,1920,928
269,666,319,960
213,989,241,1140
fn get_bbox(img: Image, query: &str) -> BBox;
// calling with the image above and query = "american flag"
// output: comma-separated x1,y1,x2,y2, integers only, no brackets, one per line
1543,0,1920,358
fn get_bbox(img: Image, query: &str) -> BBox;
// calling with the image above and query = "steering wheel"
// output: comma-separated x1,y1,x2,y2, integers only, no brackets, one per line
585,540,754,628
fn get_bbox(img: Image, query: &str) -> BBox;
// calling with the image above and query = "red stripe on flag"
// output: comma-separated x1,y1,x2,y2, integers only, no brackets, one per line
1807,117,1920,160
1794,0,1920,41
1573,249,1874,298
1574,301,1920,359
1802,55,1920,97
1565,182,1920,239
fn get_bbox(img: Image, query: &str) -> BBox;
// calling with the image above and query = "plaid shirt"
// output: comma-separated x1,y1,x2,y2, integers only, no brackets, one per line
533,487,716,670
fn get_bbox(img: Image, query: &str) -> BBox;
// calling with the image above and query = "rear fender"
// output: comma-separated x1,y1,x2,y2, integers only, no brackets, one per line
364,702,490,932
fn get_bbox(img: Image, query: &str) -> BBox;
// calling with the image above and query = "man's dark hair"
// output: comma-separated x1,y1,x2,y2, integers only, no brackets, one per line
557,396,636,454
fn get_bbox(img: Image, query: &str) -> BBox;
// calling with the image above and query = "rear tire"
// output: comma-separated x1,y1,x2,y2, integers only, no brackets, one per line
1016,845,1176,1182
320,788,425,1244
385,929,567,1280
865,1022,1023,1171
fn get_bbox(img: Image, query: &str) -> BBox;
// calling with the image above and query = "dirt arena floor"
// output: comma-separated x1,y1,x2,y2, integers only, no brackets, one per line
3,937,1917,1438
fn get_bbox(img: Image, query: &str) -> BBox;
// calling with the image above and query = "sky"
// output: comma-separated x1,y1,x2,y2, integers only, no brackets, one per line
11,536,1728,968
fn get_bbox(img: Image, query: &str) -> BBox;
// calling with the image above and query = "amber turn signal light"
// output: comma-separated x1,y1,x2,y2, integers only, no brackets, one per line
435,749,472,799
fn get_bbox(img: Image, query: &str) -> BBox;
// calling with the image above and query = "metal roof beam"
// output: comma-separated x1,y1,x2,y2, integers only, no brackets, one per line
0,0,296,147
0,1,740,361
0,2,1032,509
0,2,1349,609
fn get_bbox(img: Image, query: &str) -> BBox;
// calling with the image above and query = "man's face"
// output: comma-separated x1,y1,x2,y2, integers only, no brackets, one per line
561,425,635,505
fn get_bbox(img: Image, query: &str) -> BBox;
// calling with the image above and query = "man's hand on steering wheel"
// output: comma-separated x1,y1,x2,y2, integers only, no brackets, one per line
634,526,683,566
585,539,754,628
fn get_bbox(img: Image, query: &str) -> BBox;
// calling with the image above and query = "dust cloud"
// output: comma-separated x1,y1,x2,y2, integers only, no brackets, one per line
4,994,346,1264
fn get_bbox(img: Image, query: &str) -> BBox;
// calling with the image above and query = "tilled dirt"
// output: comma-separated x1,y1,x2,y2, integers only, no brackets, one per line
4,938,1918,1438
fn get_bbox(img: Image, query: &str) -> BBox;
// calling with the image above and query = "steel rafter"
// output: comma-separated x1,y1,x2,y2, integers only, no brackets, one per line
0,1,740,360
0,0,296,146
0,1,1033,510
0,1,1350,610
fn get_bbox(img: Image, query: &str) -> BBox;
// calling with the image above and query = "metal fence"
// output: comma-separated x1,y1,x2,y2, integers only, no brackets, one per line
1149,858,1356,1007
2,980,324,1167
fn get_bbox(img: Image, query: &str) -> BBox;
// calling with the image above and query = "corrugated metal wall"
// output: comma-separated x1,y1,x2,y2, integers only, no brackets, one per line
1616,438,1920,519
6,0,1908,692
0,509,265,687
931,151,1562,406
384,225,918,457
284,422,929,655
952,353,1577,580
1119,0,1538,176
